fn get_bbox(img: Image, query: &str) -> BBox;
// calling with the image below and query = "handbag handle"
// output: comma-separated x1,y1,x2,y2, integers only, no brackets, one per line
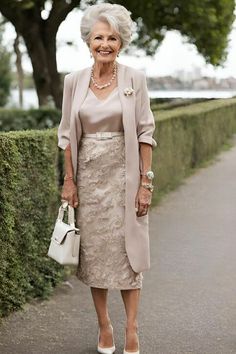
57,201,75,227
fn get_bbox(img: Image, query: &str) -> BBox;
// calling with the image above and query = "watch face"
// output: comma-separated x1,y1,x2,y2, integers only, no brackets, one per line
147,171,154,179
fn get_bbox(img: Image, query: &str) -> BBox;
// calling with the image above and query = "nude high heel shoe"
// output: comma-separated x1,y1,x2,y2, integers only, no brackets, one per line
97,324,116,354
123,330,140,354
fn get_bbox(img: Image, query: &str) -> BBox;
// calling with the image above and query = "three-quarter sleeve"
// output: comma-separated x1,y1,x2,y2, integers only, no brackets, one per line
58,74,72,150
136,72,157,149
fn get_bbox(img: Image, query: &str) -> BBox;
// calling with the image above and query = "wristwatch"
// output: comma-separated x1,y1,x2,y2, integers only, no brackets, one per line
140,170,155,180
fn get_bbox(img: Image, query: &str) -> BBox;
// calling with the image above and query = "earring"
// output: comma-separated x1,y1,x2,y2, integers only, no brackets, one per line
117,51,120,57
90,51,92,58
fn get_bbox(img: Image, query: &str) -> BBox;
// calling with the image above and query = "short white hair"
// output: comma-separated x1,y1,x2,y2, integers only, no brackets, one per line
80,3,134,49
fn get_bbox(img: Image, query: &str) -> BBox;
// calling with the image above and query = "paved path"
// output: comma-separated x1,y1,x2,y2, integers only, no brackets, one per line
1,137,236,354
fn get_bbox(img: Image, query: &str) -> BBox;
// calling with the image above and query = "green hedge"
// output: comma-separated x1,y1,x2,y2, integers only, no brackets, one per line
1,98,236,318
151,98,212,112
151,98,236,204
0,128,65,317
0,108,61,132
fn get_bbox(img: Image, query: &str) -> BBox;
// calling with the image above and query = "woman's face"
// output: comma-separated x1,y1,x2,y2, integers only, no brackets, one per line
89,21,122,64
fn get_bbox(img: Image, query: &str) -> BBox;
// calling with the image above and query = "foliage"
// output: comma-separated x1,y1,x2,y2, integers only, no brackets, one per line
150,98,211,111
111,0,235,64
0,129,65,317
0,26,12,107
0,108,61,132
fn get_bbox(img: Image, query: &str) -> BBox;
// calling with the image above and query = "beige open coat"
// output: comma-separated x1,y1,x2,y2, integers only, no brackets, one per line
58,62,157,273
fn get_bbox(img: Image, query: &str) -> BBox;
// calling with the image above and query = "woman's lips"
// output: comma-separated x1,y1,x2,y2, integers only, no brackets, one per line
98,50,112,55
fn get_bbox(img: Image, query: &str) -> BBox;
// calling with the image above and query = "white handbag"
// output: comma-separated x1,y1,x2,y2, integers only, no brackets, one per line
47,201,80,265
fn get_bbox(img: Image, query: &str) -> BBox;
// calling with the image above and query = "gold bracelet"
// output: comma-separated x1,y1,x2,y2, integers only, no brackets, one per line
141,182,154,193
64,175,73,181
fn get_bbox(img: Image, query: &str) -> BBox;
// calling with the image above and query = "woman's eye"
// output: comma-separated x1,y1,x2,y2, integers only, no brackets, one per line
95,36,101,40
110,37,117,41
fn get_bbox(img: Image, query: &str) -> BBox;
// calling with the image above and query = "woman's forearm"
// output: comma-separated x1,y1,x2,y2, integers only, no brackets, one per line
64,143,74,178
139,142,152,183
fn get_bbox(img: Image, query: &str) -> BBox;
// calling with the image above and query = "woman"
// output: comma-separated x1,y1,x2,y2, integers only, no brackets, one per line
58,3,157,354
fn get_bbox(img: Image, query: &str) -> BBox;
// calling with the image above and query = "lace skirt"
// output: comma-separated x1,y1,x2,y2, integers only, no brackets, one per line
75,134,143,289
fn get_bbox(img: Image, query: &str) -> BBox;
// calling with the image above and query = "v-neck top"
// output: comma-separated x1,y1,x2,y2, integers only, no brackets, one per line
79,87,124,133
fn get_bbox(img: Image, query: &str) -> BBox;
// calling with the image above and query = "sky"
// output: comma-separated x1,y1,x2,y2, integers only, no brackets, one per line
3,7,236,79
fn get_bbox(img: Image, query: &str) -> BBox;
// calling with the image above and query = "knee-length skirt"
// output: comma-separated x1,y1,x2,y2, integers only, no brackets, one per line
75,134,143,289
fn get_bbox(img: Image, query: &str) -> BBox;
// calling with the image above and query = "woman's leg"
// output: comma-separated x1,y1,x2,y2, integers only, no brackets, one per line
90,287,114,347
120,289,141,351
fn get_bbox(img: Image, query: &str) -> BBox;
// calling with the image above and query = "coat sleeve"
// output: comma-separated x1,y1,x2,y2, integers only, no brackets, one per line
57,74,72,150
136,72,157,149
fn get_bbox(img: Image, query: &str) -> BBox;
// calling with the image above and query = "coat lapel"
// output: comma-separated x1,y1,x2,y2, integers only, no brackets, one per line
117,62,135,130
71,66,92,120
70,66,91,181
118,64,148,271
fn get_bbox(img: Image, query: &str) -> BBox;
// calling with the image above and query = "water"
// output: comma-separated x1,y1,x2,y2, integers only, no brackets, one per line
8,89,38,109
8,89,236,109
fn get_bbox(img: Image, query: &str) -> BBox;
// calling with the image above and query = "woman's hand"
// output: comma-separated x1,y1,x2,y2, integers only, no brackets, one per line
135,185,152,217
61,179,79,208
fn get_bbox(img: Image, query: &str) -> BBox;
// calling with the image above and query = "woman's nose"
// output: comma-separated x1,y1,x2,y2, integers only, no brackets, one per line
100,39,109,47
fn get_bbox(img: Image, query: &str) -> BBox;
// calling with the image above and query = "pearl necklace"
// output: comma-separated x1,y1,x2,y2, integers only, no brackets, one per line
91,63,117,90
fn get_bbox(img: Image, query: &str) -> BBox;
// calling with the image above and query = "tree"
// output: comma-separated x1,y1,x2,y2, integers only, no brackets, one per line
0,0,81,108
13,33,24,108
116,0,235,64
0,26,11,107
0,0,234,108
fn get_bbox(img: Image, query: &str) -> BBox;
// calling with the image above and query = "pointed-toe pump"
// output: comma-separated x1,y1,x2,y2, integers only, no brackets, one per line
97,325,116,354
123,330,140,354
